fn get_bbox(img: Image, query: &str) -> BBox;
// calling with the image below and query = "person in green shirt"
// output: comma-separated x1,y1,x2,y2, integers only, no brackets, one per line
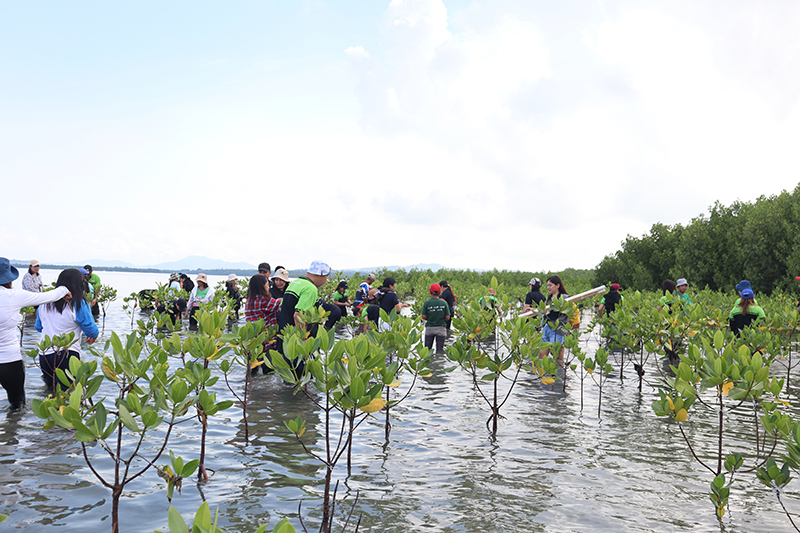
675,278,692,306
83,264,101,316
729,288,765,336
421,283,450,354
331,281,351,318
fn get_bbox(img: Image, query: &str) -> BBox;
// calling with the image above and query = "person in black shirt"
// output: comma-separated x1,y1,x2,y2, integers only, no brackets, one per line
523,277,546,314
179,273,194,294
440,280,455,331
597,283,622,318
379,277,409,316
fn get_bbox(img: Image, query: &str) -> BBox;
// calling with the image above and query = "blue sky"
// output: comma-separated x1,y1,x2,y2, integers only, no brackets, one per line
3,1,800,272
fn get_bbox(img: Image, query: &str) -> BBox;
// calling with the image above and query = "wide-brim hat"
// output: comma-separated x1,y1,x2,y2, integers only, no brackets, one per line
0,258,20,284
196,273,208,284
227,273,238,282
271,268,290,283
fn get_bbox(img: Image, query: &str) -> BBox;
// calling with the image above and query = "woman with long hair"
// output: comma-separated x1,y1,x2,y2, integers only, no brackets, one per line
35,268,98,390
0,258,71,408
538,275,573,360
245,274,281,375
729,288,765,336
657,279,676,312
440,280,456,331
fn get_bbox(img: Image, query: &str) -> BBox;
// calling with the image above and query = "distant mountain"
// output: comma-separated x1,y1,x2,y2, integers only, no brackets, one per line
148,256,257,271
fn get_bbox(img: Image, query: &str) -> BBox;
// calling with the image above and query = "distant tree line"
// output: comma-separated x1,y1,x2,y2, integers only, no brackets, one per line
595,183,800,295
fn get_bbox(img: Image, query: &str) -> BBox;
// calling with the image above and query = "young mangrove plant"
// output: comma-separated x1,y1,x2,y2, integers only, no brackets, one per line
576,346,614,419
277,324,386,533
97,284,118,332
651,330,792,521
367,309,430,443
175,308,235,482
31,332,197,533
218,318,272,443
447,279,550,434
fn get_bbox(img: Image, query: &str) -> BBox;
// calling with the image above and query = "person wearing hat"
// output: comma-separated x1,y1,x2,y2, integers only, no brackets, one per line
270,268,291,299
523,277,546,314
185,273,216,329
675,278,692,306
353,273,376,316
0,258,72,408
83,265,101,317
278,261,332,334
421,283,450,354
331,281,351,318
22,260,44,293
597,283,623,318
35,268,100,390
728,288,765,336
224,274,242,319
257,262,272,279
156,272,187,325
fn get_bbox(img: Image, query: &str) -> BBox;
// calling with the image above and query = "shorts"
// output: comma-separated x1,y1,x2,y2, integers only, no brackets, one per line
542,323,564,344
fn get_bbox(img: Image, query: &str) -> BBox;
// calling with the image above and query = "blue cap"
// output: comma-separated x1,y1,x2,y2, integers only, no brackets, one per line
735,280,752,293
79,268,89,276
741,288,755,299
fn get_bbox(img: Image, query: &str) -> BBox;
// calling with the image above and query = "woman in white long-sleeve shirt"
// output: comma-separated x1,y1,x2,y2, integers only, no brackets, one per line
35,268,98,390
185,273,215,329
0,258,70,409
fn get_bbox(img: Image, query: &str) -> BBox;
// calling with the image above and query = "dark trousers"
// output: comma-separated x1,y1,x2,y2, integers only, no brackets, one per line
0,360,26,409
40,350,79,390
189,307,200,329
424,327,447,353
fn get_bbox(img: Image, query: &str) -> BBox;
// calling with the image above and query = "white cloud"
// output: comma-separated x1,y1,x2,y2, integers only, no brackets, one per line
344,46,370,59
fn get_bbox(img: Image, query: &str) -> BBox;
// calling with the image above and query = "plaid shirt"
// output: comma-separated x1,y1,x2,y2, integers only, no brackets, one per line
244,295,280,328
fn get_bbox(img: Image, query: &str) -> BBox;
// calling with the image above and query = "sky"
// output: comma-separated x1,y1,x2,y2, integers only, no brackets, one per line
2,0,800,272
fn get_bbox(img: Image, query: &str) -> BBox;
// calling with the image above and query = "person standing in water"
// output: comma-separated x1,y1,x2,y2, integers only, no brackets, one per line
22,260,44,293
0,258,72,408
35,268,98,391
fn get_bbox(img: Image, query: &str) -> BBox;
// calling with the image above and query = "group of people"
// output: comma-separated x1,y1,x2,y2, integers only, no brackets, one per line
0,259,99,409
21,259,102,317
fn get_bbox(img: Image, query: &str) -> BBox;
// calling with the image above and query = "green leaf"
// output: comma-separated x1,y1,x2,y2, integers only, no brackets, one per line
167,505,189,533
481,373,497,381
272,518,296,533
350,375,365,400
713,330,724,351
117,403,140,432
193,502,212,529
182,459,200,478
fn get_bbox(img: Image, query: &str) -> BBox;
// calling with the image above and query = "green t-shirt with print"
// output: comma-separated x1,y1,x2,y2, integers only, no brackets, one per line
286,277,319,312
422,297,450,328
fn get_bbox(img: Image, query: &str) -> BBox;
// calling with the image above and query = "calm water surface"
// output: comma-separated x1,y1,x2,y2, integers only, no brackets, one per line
1,270,799,532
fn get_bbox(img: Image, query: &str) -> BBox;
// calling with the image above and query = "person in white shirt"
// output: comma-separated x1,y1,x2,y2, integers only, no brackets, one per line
21,259,44,293
35,268,98,391
0,258,71,408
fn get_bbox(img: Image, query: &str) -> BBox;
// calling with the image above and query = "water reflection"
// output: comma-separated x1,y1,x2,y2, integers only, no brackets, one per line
1,271,798,532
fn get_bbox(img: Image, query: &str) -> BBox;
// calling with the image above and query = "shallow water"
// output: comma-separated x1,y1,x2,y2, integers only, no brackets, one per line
2,270,800,532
